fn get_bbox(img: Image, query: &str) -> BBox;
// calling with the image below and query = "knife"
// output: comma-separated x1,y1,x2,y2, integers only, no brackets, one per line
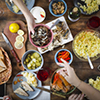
36,86,66,98
2,32,21,63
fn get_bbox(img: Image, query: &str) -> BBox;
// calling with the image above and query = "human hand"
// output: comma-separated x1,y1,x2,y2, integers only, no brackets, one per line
68,94,84,100
25,13,36,34
57,58,81,87
49,0,51,2
3,95,12,100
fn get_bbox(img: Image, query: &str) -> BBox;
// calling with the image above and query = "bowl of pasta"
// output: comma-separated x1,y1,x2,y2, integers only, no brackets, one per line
72,29,100,61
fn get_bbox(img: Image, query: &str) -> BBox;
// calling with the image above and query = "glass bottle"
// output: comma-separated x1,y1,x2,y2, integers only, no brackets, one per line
68,7,81,22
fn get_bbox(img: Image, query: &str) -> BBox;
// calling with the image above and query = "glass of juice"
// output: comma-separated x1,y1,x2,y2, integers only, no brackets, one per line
87,16,100,29
37,67,50,81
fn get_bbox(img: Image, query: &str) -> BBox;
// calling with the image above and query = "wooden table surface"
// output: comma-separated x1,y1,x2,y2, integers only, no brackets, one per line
0,0,100,100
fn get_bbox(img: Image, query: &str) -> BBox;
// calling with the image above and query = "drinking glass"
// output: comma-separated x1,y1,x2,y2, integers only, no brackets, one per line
87,16,100,29
37,67,50,81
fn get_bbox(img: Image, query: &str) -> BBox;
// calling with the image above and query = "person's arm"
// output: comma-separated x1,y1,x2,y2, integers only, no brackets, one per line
77,81,100,100
57,58,100,100
12,0,35,33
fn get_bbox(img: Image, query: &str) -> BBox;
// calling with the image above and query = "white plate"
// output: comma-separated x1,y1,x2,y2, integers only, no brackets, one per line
12,71,42,99
37,16,73,54
30,6,46,23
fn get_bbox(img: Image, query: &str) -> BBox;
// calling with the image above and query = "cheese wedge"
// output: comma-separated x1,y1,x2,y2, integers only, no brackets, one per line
0,49,4,60
21,81,34,91
14,87,28,96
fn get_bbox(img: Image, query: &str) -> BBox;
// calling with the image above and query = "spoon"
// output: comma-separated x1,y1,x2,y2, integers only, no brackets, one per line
49,19,60,30
87,54,94,69
85,45,94,69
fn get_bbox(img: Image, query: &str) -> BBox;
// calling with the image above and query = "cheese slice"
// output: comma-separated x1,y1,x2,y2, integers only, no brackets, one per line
21,81,34,91
14,87,28,96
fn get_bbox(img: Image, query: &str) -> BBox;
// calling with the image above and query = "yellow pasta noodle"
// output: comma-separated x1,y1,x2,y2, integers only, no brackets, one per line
73,31,100,59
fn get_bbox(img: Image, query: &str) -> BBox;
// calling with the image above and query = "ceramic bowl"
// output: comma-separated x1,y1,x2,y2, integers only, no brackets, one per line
55,49,73,66
29,24,53,48
21,50,44,72
49,0,67,17
30,6,46,23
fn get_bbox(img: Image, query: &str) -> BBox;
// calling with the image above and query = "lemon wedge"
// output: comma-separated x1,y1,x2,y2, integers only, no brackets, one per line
17,29,24,36
14,41,23,49
16,35,24,42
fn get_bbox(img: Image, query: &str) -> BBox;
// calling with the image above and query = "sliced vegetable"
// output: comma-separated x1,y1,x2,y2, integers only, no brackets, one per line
57,51,71,63
16,74,23,77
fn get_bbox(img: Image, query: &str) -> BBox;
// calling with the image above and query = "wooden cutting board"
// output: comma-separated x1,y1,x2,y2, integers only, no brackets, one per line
4,20,27,71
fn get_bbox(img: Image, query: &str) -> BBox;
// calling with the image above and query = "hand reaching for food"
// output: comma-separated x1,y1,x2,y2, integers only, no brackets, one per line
57,58,100,100
57,58,81,87
25,13,36,34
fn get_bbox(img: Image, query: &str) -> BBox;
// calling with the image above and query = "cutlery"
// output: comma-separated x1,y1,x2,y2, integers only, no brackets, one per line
2,32,21,63
85,46,94,69
35,86,66,98
87,54,94,69
49,19,60,30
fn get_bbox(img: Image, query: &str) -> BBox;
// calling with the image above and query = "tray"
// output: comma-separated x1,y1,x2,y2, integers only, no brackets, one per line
37,16,73,54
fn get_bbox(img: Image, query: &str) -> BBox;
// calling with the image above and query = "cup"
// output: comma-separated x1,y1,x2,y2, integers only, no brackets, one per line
37,67,50,81
87,16,100,29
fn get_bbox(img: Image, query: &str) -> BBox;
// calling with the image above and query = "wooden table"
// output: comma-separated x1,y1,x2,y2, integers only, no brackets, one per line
0,0,100,100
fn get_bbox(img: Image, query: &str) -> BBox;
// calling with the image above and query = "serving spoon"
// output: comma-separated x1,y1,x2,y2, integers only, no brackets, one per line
85,46,94,69
87,54,94,69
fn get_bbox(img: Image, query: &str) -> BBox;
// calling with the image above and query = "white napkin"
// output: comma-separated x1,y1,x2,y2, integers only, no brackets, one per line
34,86,50,100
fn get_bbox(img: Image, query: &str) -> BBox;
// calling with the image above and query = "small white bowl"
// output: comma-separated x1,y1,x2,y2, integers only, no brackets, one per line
30,6,46,23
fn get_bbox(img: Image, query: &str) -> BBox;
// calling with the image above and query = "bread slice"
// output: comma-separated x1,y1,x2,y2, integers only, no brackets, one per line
21,81,34,91
0,66,6,73
0,58,7,69
14,87,28,96
0,49,4,60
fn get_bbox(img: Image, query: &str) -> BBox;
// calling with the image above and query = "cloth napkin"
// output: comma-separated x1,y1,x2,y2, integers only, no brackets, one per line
34,86,50,100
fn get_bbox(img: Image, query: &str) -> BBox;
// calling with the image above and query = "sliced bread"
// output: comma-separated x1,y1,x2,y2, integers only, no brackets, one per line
0,49,4,60
21,81,34,91
14,87,28,96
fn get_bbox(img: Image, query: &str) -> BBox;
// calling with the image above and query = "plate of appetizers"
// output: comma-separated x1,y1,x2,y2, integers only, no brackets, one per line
51,68,76,95
12,71,41,99
5,0,35,14
73,0,100,15
37,16,73,54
